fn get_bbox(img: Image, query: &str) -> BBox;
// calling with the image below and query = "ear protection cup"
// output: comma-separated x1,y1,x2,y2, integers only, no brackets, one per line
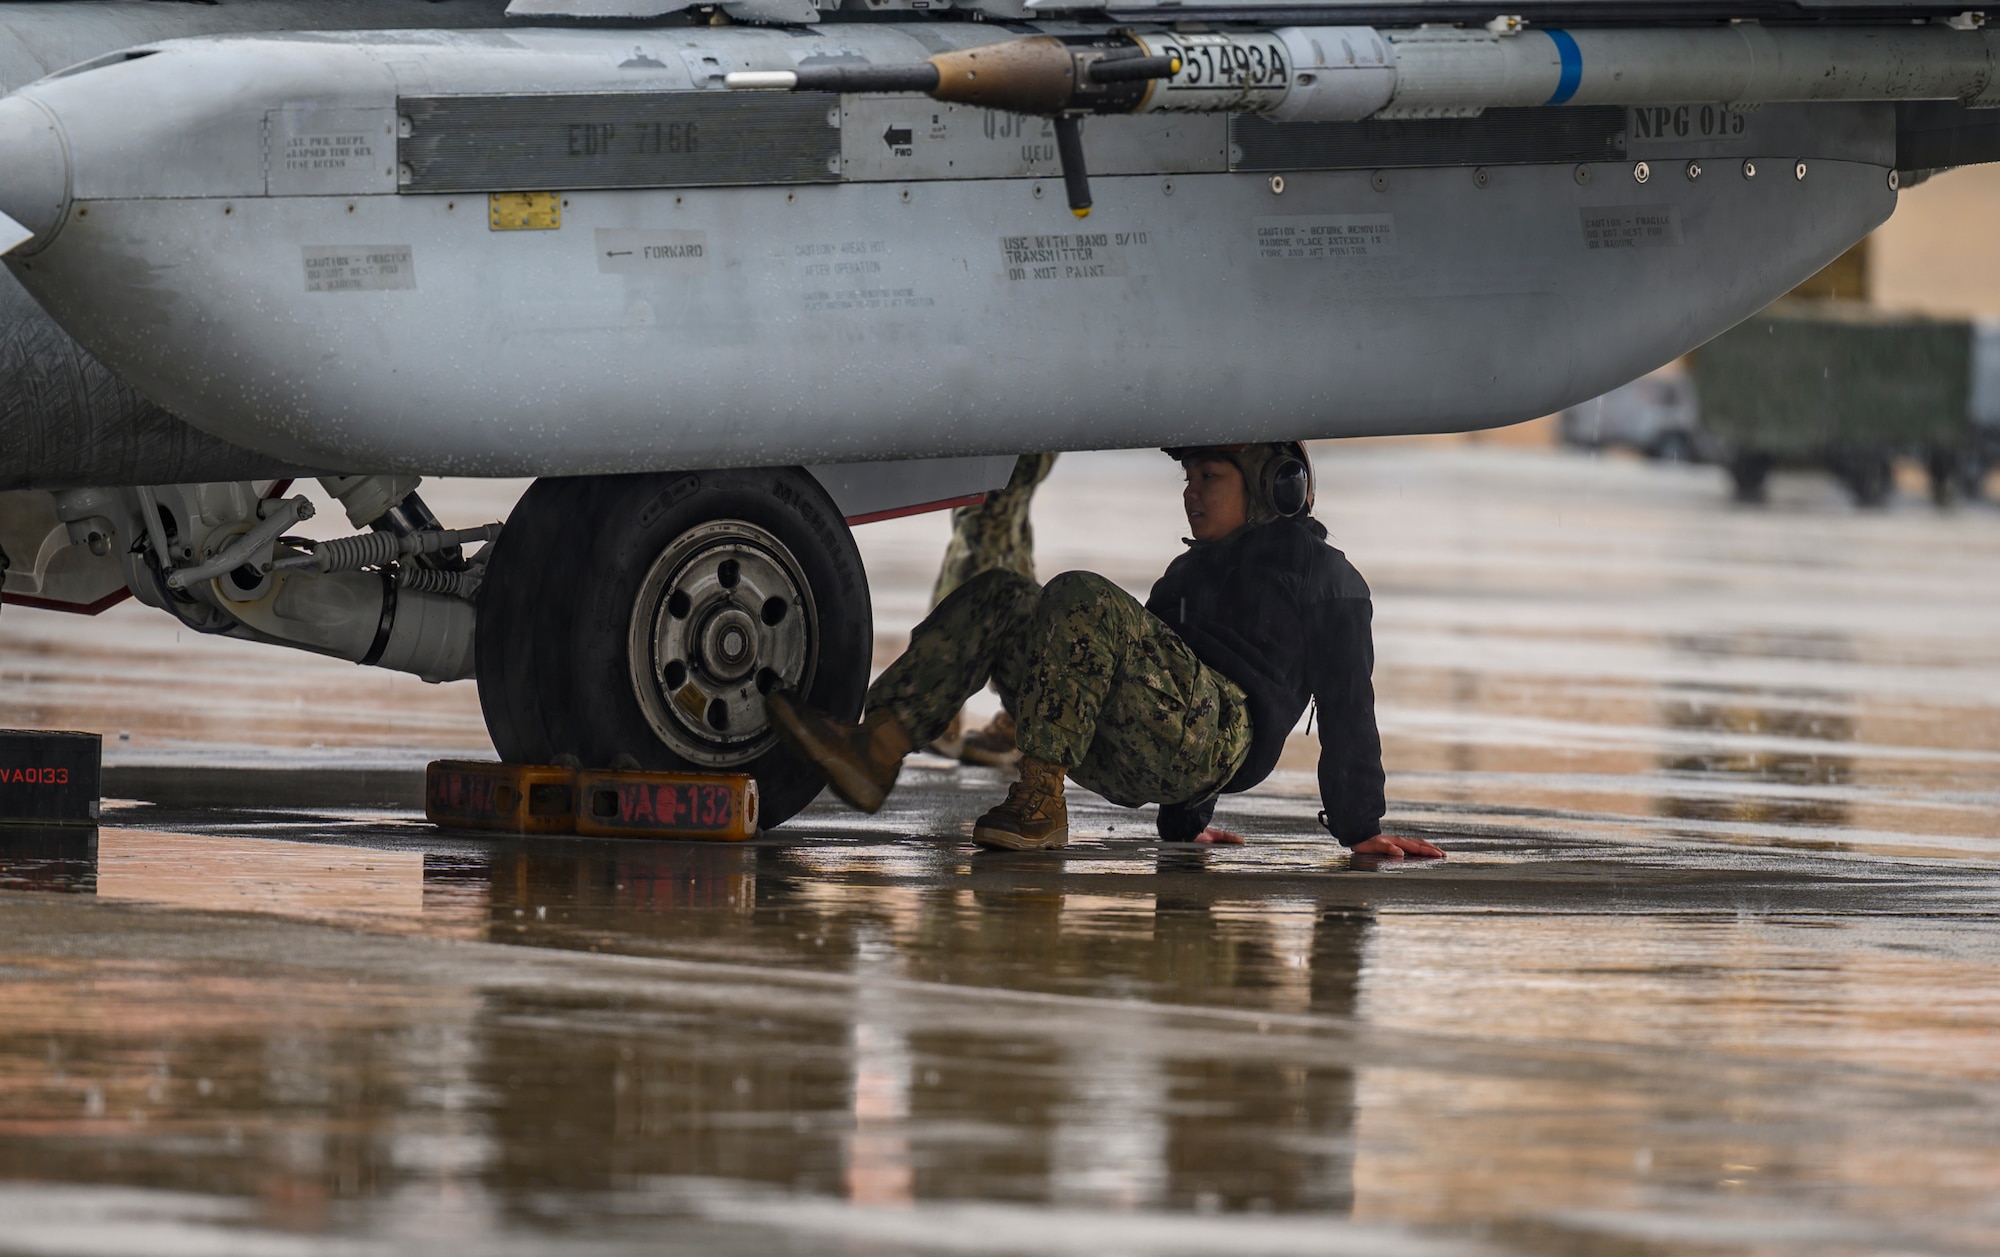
1269,459,1309,516
1264,441,1313,517
1166,441,1315,520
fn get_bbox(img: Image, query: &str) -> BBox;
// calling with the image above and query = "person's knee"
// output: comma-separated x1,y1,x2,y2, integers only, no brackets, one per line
1038,570,1123,615
1036,571,1138,636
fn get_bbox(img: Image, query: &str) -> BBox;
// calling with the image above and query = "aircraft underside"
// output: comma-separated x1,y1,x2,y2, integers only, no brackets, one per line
0,0,1995,823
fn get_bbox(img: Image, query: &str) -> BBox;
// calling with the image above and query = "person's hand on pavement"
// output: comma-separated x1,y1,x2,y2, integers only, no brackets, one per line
1350,834,1445,860
1194,827,1244,845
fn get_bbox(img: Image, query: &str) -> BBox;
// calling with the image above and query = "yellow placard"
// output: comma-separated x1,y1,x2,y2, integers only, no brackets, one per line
488,191,561,231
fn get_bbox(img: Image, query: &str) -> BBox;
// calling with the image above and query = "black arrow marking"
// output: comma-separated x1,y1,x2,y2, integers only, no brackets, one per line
883,125,913,150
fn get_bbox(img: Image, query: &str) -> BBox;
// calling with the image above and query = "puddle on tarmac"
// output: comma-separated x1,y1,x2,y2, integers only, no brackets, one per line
0,800,1995,1255
0,448,1995,1254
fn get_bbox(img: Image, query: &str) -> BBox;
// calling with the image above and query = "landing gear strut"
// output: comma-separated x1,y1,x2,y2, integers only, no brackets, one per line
476,468,873,828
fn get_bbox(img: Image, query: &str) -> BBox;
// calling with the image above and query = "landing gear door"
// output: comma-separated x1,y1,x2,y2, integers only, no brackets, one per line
808,454,1019,524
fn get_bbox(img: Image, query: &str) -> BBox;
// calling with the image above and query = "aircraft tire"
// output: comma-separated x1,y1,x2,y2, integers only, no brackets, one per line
476,476,602,765
500,467,872,829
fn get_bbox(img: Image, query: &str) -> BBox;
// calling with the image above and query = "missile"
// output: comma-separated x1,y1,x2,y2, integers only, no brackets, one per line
728,23,2000,122
726,22,2000,213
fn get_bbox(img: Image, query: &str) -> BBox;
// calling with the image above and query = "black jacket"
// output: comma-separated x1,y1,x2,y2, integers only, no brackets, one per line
1145,518,1385,845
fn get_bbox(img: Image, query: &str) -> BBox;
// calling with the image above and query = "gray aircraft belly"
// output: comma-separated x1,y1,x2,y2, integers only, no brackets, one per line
30,161,1888,474
0,27,1898,474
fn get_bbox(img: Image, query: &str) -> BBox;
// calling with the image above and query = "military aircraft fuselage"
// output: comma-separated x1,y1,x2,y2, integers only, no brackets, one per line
0,23,1918,476
0,3,1993,825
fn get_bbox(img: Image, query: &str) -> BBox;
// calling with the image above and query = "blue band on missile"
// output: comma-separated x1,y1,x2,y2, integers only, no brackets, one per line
1545,30,1582,104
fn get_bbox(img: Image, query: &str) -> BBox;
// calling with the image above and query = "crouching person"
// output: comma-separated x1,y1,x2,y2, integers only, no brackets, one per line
767,442,1444,860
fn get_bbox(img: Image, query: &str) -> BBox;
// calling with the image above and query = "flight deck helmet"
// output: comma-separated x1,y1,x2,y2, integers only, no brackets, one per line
1164,441,1315,526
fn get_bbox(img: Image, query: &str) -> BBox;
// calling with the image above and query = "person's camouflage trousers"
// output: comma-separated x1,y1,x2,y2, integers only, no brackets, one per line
870,569,1252,808
930,453,1058,605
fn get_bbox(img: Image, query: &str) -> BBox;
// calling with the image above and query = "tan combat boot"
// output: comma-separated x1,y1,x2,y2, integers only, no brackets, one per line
958,709,1022,769
766,693,912,813
971,755,1069,850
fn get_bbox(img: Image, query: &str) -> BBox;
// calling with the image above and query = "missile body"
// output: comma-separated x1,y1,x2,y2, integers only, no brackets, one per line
0,24,1913,472
728,24,2000,121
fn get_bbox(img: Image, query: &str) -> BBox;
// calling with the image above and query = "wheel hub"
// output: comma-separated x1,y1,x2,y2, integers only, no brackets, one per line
627,520,818,766
699,605,759,681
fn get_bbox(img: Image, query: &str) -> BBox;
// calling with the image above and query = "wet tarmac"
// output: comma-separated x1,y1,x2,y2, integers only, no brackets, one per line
1,445,1997,1255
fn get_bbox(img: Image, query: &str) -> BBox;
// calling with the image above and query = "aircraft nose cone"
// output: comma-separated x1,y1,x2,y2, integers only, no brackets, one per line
0,94,70,253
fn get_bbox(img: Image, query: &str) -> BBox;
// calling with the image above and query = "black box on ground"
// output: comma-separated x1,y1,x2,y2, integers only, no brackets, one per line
0,730,102,825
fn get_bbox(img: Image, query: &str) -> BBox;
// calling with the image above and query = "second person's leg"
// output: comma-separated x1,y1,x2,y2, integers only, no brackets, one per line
769,569,1041,812
866,569,1040,747
928,453,1059,762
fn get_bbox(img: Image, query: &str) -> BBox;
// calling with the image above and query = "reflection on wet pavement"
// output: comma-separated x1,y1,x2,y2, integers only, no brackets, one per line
1657,687,1854,827
1,817,1996,1255
0,447,1996,1253
96,828,425,922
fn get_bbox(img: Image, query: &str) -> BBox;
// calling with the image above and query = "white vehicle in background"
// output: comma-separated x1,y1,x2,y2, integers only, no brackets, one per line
1558,365,1710,464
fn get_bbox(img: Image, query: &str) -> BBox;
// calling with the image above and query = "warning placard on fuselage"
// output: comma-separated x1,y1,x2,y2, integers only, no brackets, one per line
303,246,416,293
1000,232,1147,282
1254,215,1396,261
267,108,396,196
1580,206,1682,250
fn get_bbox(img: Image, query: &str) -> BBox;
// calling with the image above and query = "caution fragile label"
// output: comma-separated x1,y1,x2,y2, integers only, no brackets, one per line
1580,206,1682,250
303,245,416,292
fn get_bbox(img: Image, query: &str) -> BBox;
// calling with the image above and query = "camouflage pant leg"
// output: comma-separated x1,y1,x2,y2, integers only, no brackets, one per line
865,570,1042,747
1012,571,1254,809
930,453,1059,606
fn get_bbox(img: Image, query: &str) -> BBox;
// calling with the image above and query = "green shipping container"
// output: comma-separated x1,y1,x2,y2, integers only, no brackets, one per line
1691,302,1974,460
